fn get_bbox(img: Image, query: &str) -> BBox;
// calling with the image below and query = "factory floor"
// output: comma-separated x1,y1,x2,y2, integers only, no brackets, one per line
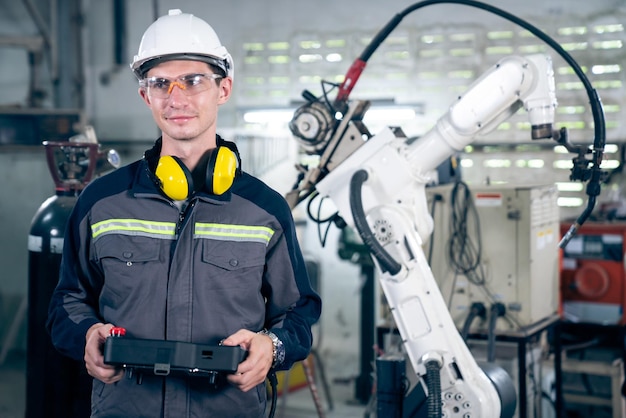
0,347,622,418
0,348,368,418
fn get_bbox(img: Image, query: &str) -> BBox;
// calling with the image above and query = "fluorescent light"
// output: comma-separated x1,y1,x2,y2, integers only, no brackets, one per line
558,197,584,207
243,110,294,125
556,182,584,192
363,107,416,122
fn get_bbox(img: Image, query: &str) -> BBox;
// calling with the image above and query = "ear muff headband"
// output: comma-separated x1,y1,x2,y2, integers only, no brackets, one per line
155,155,193,200
206,146,238,195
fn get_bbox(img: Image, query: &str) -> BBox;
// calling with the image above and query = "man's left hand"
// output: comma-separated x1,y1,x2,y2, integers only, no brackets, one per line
222,329,274,392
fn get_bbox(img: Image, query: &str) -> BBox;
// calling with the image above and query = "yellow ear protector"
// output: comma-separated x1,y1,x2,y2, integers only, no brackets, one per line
206,146,239,195
154,147,238,200
155,155,193,201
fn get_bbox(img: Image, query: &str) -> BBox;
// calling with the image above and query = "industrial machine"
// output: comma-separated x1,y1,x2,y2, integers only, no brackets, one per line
426,183,560,334
560,222,626,325
285,1,606,416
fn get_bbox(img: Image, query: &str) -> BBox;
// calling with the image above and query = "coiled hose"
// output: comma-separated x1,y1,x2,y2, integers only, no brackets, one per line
425,360,442,417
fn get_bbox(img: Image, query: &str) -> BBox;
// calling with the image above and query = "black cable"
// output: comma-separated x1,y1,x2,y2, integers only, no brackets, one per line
425,360,442,417
336,0,605,245
460,302,486,341
441,183,526,333
446,181,485,286
443,182,490,311
426,192,443,264
349,169,402,275
267,371,278,418
306,192,339,248
316,198,335,248
306,192,336,224
320,80,340,116
349,0,604,142
486,302,505,363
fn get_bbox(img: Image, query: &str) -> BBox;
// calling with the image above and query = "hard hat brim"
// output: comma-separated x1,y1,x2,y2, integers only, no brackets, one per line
133,53,230,79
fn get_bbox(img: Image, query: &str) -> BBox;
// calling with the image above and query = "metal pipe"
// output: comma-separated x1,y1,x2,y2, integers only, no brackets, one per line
50,0,58,82
113,0,126,66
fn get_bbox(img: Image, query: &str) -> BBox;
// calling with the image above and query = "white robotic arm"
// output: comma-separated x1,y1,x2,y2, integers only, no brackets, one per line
401,54,556,241
288,54,558,417
406,54,556,172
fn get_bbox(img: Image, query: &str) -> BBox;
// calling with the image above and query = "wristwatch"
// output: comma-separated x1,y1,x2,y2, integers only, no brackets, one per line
258,329,285,368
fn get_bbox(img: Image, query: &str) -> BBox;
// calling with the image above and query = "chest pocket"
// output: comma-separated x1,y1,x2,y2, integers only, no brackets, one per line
94,235,162,299
200,239,266,289
96,235,161,264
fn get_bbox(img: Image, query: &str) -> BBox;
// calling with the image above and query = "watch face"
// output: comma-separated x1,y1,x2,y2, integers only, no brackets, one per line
270,334,284,366
275,341,286,365
259,329,285,367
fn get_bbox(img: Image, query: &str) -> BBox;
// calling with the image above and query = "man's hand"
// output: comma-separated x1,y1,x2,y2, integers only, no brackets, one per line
84,323,124,384
222,329,274,392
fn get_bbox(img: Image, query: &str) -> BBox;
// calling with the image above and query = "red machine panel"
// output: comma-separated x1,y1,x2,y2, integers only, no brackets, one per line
560,222,626,325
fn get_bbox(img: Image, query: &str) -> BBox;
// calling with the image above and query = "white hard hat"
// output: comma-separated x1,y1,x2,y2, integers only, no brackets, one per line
131,9,234,80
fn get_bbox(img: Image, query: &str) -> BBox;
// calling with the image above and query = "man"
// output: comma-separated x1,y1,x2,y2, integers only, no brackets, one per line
47,9,321,418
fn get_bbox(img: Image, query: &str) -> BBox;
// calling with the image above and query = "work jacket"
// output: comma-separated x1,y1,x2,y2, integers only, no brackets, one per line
47,137,322,418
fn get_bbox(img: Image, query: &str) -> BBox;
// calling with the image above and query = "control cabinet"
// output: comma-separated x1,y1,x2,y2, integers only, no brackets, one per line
426,183,560,333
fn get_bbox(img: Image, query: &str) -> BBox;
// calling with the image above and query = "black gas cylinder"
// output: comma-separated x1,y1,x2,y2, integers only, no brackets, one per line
27,192,91,418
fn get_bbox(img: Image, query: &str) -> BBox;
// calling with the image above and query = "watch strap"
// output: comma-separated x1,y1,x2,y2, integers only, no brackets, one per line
258,329,285,368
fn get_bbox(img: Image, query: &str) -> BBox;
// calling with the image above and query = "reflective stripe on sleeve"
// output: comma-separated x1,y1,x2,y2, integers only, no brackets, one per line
194,223,274,245
91,219,177,240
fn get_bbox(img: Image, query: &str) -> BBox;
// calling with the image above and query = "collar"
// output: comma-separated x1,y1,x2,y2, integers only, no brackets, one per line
140,136,235,203
143,135,241,175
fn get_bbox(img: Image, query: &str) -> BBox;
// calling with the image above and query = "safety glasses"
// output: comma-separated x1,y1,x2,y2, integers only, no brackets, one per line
140,73,223,98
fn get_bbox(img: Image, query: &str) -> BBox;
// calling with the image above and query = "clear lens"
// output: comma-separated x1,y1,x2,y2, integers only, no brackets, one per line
140,73,222,98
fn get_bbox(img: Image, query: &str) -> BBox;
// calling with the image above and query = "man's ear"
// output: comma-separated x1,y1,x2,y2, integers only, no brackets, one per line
218,77,233,105
139,87,151,106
